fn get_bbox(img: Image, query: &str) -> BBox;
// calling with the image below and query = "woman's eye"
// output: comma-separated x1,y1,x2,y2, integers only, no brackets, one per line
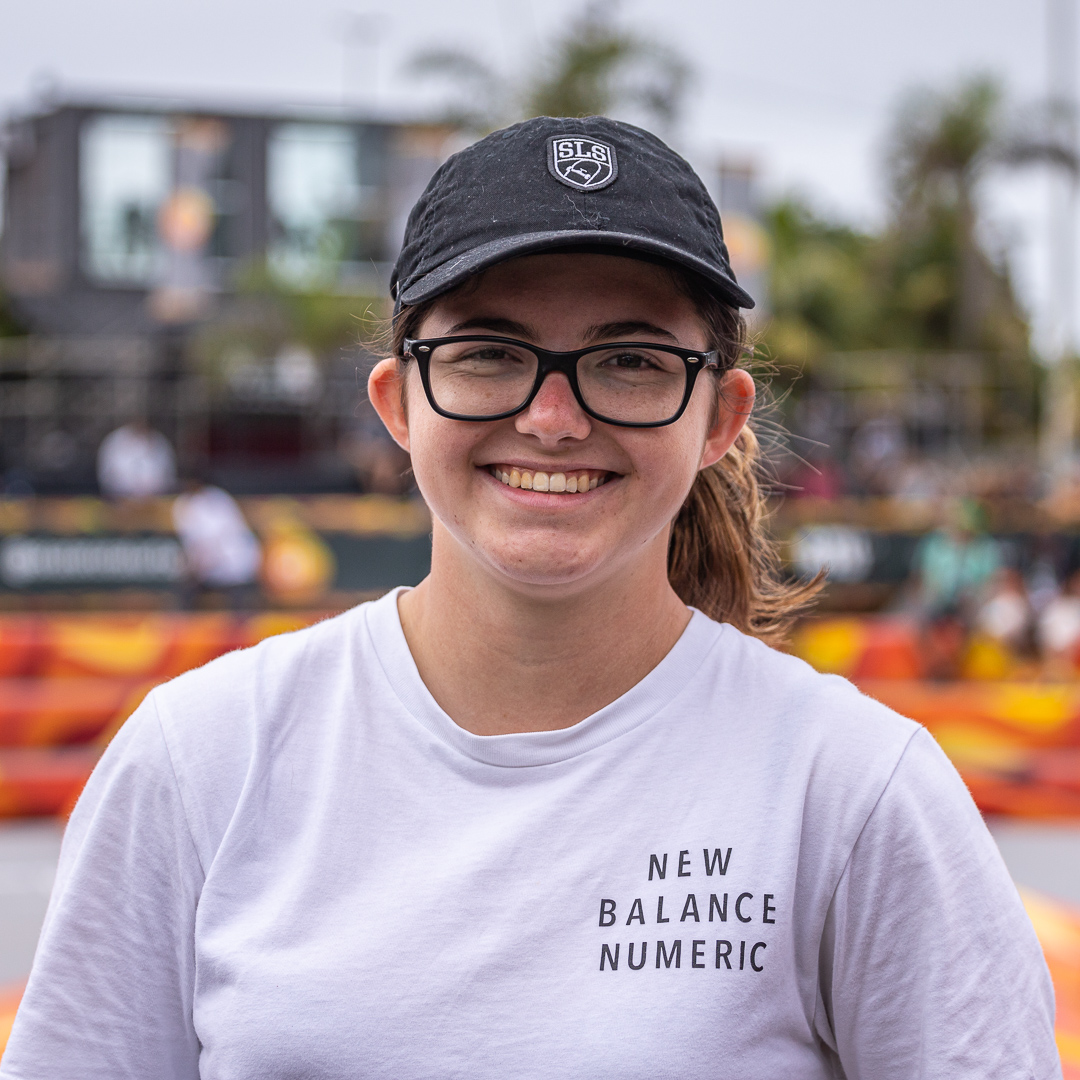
608,352,651,369
463,348,512,361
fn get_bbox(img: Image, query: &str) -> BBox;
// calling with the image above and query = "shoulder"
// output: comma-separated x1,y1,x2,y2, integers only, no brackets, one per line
153,605,363,735
143,604,371,856
708,621,920,754
694,619,927,840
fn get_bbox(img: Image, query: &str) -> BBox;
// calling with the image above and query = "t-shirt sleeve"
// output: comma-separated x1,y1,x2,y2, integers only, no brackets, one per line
0,693,203,1080
818,726,1061,1080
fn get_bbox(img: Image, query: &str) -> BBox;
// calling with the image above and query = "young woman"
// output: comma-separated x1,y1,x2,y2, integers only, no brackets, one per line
3,117,1059,1080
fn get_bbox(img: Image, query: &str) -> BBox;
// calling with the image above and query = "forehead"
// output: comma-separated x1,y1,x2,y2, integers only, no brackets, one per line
418,253,701,333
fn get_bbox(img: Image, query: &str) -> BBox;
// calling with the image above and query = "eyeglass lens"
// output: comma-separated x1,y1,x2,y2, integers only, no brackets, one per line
425,340,689,424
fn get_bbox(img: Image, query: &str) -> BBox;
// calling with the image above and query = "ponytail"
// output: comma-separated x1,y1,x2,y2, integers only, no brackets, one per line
666,272,821,645
388,265,821,647
668,426,820,646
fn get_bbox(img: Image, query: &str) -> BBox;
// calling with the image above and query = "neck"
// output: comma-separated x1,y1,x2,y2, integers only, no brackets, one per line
396,522,691,736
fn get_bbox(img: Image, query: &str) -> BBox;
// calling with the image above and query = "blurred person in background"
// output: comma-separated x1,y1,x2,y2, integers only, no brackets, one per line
906,498,1001,678
1025,537,1064,619
973,567,1032,652
172,477,262,609
972,566,1033,654
2,117,1057,1080
908,497,1001,620
96,418,177,498
1038,567,1080,675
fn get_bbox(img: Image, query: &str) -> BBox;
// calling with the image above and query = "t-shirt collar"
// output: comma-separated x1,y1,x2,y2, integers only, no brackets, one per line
363,587,725,768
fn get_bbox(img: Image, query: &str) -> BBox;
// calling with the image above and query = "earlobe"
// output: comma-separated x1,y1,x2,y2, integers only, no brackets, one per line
699,368,755,470
367,358,411,453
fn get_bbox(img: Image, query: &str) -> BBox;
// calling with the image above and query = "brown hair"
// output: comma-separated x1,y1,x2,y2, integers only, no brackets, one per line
388,266,820,646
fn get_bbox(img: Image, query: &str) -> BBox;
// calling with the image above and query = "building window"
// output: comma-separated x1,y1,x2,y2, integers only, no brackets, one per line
268,123,375,285
81,114,171,284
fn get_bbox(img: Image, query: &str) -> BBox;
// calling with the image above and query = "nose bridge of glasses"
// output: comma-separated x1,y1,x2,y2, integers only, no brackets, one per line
529,361,585,414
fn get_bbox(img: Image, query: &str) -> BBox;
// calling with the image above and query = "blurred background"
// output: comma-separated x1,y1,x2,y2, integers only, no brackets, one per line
3,0,1080,1067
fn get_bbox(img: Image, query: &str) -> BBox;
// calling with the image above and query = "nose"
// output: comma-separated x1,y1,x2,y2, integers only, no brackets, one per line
514,371,592,444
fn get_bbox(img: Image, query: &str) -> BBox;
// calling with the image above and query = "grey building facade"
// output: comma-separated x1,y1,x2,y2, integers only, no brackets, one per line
0,95,453,492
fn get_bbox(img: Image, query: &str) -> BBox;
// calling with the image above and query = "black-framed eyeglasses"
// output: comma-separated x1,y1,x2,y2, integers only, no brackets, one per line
402,336,722,428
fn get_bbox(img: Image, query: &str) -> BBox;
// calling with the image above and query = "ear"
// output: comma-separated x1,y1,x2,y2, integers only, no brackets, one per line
367,358,411,453
699,368,755,470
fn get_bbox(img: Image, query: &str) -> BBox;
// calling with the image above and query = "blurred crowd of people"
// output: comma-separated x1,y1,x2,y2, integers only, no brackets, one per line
901,498,1080,678
784,381,1037,503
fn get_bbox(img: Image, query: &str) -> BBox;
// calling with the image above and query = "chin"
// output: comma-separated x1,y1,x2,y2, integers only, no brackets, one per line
483,541,608,590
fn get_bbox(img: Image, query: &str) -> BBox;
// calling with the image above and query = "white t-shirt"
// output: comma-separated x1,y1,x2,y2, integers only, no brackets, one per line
1,590,1059,1080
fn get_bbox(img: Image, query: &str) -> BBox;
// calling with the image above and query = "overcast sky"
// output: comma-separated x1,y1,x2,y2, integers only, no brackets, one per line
0,0,1071,347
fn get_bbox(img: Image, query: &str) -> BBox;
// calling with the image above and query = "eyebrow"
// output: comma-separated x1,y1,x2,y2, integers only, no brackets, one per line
583,321,679,344
446,316,536,337
443,317,681,344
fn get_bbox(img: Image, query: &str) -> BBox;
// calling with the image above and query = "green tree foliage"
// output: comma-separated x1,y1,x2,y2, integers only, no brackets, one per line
762,76,1031,367
885,76,1027,352
764,201,881,362
189,262,381,389
410,2,689,131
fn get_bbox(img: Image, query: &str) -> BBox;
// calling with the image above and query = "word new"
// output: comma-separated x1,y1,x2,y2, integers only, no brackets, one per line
649,848,731,879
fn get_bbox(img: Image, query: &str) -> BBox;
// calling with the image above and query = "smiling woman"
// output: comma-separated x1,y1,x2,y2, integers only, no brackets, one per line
0,117,1061,1080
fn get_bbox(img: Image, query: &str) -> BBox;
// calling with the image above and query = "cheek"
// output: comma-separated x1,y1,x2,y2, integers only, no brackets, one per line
636,442,704,513
402,404,484,500
627,401,714,492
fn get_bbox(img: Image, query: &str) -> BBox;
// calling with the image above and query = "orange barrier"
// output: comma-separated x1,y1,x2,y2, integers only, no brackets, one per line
791,616,926,680
0,678,162,748
856,680,1080,820
0,612,337,819
0,612,330,680
790,617,1080,819
791,614,1080,683
0,981,24,1059
1022,890,1080,1076
0,748,100,818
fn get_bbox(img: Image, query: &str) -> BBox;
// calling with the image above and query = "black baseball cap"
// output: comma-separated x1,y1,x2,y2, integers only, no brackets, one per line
390,115,755,314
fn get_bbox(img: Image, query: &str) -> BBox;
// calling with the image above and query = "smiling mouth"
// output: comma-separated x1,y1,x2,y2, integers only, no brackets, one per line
487,466,611,493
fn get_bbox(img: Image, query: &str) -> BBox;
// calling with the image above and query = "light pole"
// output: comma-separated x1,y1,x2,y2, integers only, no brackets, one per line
341,10,387,111
1042,0,1079,480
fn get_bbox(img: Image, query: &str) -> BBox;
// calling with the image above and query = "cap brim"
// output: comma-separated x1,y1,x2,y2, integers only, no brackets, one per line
397,230,755,311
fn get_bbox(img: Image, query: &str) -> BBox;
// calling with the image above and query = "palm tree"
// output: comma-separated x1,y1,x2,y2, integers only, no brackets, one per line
409,2,689,133
885,77,1008,349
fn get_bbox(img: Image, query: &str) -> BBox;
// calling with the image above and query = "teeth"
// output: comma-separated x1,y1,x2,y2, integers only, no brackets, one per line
490,466,608,493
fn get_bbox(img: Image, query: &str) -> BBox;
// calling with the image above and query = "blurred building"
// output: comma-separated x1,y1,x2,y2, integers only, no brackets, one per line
0,94,455,493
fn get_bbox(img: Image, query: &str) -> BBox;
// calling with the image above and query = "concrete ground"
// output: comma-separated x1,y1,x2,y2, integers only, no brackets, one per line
0,818,1077,986
987,818,1080,906
0,821,63,985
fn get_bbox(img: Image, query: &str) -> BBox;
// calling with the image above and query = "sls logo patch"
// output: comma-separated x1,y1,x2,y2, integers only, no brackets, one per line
547,136,619,191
